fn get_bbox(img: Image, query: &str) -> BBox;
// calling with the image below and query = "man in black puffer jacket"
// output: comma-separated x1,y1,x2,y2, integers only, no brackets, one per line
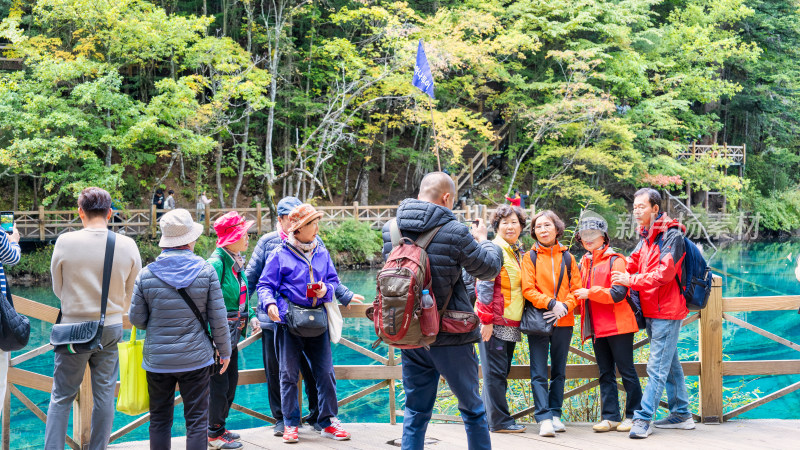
382,172,502,450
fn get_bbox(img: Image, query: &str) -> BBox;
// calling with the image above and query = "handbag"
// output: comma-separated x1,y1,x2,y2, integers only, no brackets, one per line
176,287,221,372
324,301,343,344
520,250,570,336
0,281,30,352
116,326,149,415
285,301,327,338
50,231,116,354
282,243,329,338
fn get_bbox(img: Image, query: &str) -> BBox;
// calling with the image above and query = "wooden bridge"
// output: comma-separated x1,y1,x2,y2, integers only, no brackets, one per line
677,143,746,212
4,277,800,449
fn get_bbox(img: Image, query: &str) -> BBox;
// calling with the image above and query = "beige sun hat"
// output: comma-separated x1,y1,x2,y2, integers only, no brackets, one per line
158,208,204,248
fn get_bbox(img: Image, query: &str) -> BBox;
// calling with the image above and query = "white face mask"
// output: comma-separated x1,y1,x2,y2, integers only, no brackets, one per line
579,229,603,243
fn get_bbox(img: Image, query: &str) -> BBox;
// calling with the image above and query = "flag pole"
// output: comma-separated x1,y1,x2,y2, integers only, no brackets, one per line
429,100,441,171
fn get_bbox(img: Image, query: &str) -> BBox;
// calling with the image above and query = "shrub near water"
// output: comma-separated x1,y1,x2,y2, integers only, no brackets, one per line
319,219,383,266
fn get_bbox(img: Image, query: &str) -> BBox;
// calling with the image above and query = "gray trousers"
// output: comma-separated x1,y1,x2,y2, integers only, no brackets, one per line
44,324,123,450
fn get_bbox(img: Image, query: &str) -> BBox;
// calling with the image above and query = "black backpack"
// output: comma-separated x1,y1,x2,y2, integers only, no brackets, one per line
656,228,713,310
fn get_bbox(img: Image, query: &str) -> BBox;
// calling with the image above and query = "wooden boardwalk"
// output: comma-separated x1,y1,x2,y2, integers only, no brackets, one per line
107,420,798,449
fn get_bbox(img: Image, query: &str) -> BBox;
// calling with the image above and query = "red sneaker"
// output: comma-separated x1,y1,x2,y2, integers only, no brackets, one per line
321,419,351,441
282,425,299,444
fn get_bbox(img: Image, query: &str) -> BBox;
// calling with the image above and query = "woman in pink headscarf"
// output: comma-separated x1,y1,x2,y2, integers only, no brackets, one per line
206,211,255,449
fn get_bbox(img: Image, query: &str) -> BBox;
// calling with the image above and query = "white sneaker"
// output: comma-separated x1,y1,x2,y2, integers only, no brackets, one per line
552,416,566,432
617,418,633,432
593,419,620,432
539,419,555,437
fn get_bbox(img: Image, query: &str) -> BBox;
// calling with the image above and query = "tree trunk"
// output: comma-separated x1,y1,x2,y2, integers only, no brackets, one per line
105,110,113,167
343,151,353,202
32,177,38,210
232,114,250,208
380,120,388,182
13,175,18,211
215,136,226,208
359,166,369,205
264,179,278,231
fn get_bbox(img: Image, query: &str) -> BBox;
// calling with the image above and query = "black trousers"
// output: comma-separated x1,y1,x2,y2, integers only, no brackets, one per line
261,327,319,424
528,326,573,422
479,335,517,430
209,346,239,435
593,332,642,421
147,366,211,450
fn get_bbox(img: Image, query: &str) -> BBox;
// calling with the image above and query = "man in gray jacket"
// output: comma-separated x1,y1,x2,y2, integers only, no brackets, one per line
129,209,231,449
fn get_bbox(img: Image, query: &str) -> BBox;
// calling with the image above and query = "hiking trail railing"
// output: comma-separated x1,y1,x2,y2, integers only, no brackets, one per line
12,204,515,242
4,277,800,448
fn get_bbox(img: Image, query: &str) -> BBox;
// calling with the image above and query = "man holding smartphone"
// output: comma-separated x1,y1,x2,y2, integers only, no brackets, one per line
0,222,20,421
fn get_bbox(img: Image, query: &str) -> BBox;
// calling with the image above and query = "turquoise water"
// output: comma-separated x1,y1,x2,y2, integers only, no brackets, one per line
5,240,800,447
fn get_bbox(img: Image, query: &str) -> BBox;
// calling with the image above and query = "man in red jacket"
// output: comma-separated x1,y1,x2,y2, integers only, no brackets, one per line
611,188,695,439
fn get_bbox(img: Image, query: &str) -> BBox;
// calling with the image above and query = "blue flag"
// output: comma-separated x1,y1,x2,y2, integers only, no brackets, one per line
412,39,435,99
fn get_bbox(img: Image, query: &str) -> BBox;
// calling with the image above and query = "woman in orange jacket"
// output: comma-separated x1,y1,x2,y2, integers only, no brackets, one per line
574,212,642,433
521,210,581,437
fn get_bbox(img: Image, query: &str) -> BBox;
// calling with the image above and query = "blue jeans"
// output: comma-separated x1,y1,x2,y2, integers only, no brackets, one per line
275,325,337,428
400,345,491,450
634,318,690,422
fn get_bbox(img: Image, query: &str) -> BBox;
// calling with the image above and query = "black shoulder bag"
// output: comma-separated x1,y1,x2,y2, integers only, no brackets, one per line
50,230,116,354
0,281,31,352
176,287,221,371
520,250,571,336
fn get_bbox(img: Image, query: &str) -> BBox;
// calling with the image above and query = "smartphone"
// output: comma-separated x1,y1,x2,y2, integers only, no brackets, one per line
306,282,323,297
0,211,13,234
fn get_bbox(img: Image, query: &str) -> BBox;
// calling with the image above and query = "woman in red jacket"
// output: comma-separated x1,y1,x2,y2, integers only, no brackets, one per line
574,212,642,433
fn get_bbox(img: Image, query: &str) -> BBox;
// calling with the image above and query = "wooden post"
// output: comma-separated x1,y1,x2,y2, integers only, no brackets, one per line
74,366,93,448
686,184,692,209
2,383,10,450
469,158,475,187
699,275,723,424
353,201,359,221
388,347,396,425
38,205,45,241
256,203,263,235
465,205,472,221
205,204,211,236
297,375,303,416
149,204,157,239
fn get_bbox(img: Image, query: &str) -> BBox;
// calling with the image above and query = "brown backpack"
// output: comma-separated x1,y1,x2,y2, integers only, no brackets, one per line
367,220,449,349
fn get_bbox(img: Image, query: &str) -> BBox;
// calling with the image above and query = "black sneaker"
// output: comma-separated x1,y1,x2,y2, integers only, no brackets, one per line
208,434,242,449
274,421,285,437
222,429,241,442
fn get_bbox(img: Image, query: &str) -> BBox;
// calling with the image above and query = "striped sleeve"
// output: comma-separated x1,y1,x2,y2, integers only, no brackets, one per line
0,232,21,266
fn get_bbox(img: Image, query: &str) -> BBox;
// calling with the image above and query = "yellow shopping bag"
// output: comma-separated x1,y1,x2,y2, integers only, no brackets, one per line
116,326,149,415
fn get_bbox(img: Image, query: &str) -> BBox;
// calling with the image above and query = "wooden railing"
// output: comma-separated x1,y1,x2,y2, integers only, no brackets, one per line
3,298,399,449
12,204,517,241
4,277,799,448
678,143,745,166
